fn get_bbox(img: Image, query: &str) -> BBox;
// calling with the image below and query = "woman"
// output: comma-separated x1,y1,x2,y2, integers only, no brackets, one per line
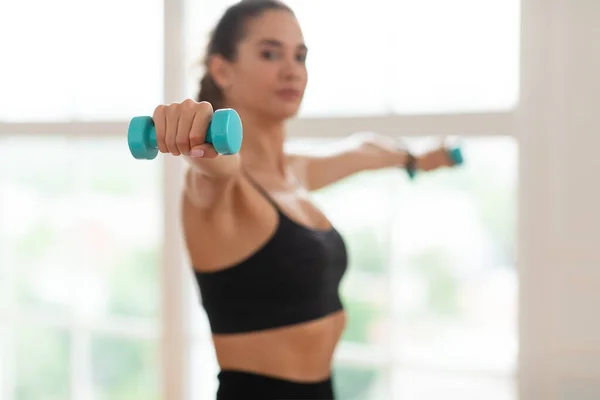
151,1,454,398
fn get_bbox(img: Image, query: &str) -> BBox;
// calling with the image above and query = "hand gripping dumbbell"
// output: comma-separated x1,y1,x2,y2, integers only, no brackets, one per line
406,146,464,180
127,108,243,160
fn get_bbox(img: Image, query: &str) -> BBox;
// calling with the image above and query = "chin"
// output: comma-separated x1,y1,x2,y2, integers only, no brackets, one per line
264,104,301,121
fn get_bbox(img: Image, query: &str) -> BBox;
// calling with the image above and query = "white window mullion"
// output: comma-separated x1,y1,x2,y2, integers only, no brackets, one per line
69,138,93,400
0,112,518,141
70,324,92,400
0,121,129,137
162,0,189,398
1,309,15,400
1,206,18,400
287,111,517,139
160,157,188,400
386,188,404,399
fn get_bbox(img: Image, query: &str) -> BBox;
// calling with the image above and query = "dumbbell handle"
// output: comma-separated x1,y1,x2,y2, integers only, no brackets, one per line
133,121,215,150
128,108,243,160
406,146,464,179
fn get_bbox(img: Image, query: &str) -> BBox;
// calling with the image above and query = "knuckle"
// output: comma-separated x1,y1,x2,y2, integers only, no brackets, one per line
182,98,196,108
196,101,214,115
176,138,189,147
165,104,179,116
153,104,166,118
154,104,166,113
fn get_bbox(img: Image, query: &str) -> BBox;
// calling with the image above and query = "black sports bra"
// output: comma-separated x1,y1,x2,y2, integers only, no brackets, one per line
193,176,348,334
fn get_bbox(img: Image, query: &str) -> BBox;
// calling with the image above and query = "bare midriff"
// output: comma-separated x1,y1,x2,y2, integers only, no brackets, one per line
211,310,346,382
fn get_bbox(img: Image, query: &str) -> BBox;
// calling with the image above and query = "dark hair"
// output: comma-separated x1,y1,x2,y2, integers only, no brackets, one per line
196,0,293,109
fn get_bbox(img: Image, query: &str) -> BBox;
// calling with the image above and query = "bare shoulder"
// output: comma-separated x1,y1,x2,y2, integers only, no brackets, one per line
180,168,279,273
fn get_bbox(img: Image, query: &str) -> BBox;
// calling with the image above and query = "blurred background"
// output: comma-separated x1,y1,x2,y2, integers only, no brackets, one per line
0,0,598,399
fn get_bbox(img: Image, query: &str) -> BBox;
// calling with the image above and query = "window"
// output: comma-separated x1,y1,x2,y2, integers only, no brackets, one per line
183,1,520,398
0,136,162,399
386,137,517,399
184,0,520,116
0,0,164,122
304,136,517,399
183,138,518,400
1,0,520,399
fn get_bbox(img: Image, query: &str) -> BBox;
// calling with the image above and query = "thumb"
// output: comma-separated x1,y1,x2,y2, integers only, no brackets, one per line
189,143,219,159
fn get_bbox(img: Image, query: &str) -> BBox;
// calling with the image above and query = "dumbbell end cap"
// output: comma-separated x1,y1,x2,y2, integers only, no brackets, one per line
128,116,159,160
211,109,243,155
448,147,464,166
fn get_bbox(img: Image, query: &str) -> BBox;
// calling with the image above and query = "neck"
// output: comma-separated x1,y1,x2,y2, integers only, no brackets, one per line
236,108,287,177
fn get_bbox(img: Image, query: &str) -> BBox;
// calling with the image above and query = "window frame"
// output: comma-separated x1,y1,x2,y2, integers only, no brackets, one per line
0,0,521,398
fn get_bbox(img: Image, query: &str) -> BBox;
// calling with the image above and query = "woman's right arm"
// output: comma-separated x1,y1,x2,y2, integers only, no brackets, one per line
153,99,242,209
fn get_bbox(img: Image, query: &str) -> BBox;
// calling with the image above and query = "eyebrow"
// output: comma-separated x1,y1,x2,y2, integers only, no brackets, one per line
258,38,308,52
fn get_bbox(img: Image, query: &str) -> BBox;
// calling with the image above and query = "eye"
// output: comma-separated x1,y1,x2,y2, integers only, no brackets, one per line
296,53,307,63
260,50,278,60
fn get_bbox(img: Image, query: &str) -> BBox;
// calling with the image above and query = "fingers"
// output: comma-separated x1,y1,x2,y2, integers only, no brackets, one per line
175,99,196,155
152,105,168,154
190,102,213,150
189,143,219,159
153,99,214,157
165,104,181,155
425,148,453,169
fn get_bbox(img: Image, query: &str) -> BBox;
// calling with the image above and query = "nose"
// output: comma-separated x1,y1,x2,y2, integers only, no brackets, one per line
280,56,303,82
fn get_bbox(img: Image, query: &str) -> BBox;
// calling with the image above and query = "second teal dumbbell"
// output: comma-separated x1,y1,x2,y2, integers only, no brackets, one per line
406,146,464,180
128,108,243,160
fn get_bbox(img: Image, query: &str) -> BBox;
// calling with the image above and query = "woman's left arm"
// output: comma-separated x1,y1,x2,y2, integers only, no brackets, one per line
287,132,455,191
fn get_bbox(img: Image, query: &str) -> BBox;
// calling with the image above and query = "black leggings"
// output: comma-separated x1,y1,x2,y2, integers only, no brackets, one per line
216,370,335,400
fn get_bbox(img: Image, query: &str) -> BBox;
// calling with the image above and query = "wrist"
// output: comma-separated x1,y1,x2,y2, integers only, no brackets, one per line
395,146,417,178
394,149,410,168
405,152,417,176
390,143,411,168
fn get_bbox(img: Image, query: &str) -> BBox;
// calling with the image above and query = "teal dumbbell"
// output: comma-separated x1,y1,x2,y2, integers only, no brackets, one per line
406,146,464,180
128,108,243,160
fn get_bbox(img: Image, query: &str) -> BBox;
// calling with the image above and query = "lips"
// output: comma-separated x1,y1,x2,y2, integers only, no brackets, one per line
276,88,302,100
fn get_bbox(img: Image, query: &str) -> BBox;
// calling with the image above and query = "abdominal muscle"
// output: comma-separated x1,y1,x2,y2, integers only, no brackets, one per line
211,310,346,382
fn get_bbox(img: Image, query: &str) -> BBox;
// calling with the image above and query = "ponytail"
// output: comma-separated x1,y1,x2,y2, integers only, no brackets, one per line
196,72,224,110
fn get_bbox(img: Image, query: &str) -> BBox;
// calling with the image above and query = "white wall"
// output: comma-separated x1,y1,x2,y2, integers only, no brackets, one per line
519,0,600,398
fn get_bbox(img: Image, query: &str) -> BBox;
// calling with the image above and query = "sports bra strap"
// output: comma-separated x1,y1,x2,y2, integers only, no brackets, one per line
241,169,282,211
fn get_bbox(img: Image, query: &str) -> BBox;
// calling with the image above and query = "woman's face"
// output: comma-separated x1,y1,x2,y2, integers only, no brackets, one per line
217,10,308,121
